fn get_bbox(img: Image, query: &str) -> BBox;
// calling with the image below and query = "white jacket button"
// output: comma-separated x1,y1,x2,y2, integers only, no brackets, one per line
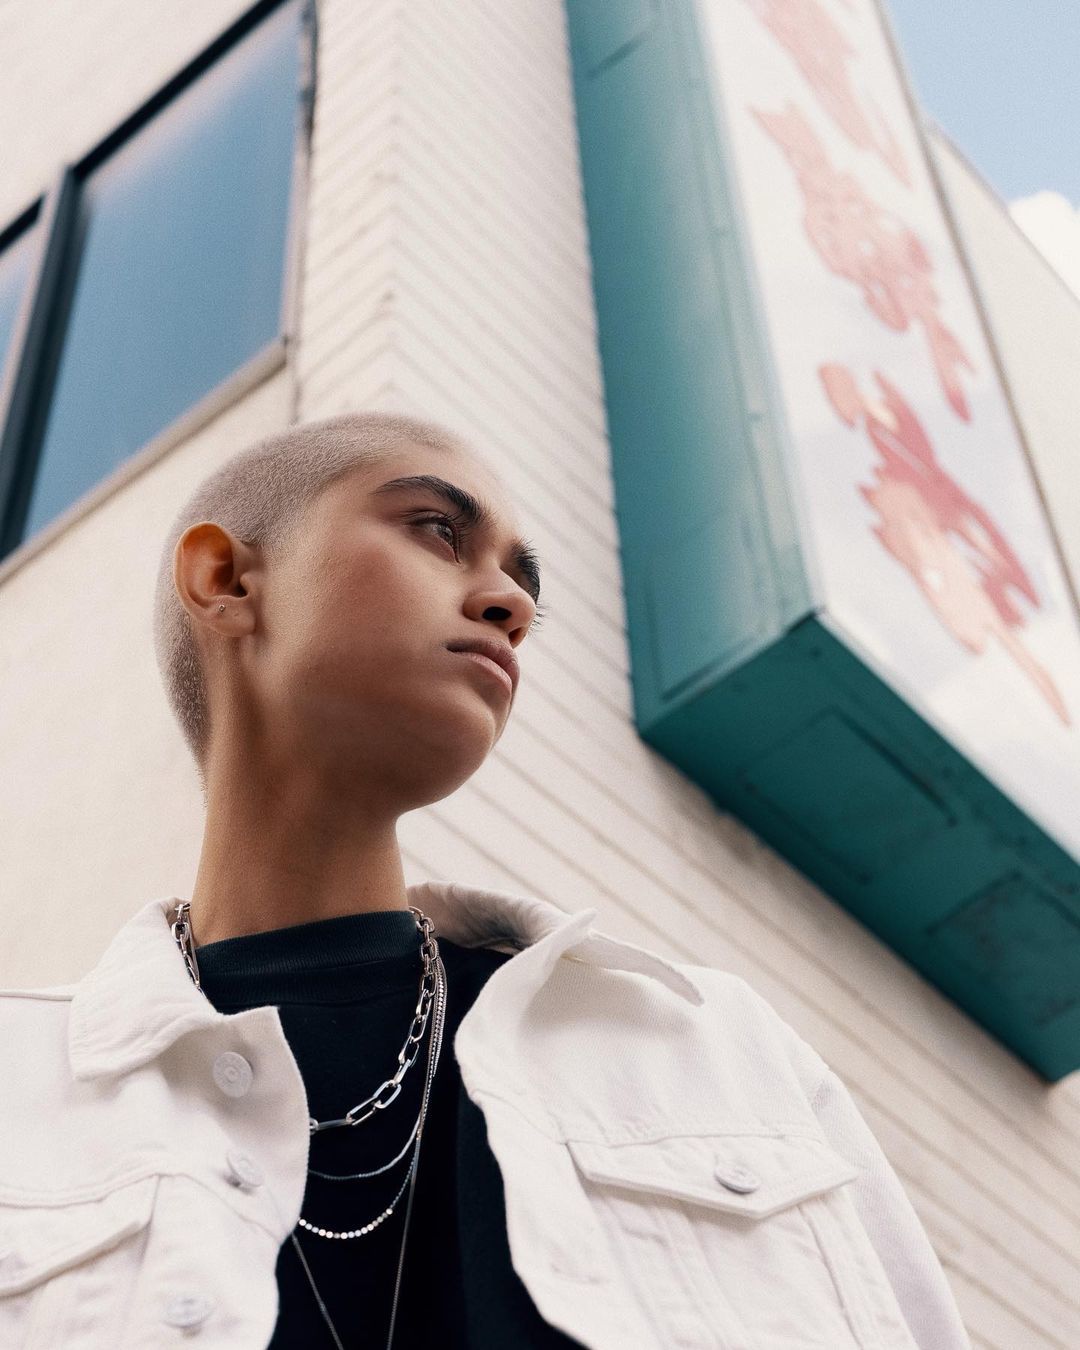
714,1161,760,1193
225,1148,265,1189
162,1292,215,1329
212,1051,253,1098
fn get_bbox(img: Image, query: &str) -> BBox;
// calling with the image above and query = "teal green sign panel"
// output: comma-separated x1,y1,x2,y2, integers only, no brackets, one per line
565,0,1080,1081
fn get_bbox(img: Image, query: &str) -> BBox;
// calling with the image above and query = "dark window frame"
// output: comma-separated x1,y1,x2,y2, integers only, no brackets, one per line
0,0,316,562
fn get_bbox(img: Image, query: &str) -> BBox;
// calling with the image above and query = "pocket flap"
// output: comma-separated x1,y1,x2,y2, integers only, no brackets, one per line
567,1132,859,1219
0,1175,158,1296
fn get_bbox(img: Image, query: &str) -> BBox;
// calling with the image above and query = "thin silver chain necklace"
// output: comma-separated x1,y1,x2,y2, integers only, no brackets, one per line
171,899,448,1350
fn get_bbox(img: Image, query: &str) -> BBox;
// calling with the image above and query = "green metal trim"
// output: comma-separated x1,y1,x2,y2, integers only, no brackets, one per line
643,614,1080,1081
566,0,1080,1080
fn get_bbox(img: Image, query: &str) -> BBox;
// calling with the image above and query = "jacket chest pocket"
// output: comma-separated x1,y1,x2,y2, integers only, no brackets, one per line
567,1131,919,1350
0,1175,158,1350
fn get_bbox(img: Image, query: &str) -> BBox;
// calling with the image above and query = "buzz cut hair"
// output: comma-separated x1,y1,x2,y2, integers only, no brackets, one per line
152,410,476,794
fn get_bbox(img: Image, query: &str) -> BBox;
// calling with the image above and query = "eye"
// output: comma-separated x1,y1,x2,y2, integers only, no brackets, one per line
415,511,547,632
415,512,463,554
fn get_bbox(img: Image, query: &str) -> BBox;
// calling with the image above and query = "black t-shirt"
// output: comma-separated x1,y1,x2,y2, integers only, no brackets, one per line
195,907,584,1349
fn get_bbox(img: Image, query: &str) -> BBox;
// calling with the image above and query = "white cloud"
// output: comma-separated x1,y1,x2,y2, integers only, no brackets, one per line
1008,190,1080,302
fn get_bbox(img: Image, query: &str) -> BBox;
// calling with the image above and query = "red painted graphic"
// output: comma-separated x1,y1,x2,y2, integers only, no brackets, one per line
819,363,1070,725
746,0,910,185
754,103,974,419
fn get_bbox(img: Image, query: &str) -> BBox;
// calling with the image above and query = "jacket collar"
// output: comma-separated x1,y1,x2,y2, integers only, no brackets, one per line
68,880,703,1081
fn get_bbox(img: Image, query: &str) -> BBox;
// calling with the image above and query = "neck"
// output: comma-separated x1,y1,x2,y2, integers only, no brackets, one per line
186,767,410,947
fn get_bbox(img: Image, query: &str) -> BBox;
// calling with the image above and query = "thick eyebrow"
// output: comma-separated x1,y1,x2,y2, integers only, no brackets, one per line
371,474,542,604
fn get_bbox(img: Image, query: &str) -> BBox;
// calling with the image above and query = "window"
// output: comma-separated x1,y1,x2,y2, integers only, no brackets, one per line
0,0,311,559
0,221,37,383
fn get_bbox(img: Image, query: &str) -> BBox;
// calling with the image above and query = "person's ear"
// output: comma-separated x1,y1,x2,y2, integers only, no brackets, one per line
173,523,259,640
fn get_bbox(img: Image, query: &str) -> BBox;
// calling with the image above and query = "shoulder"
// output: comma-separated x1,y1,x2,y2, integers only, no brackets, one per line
669,960,831,1101
0,983,77,1002
0,983,77,1029
0,985,82,1158
0,985,78,1091
0,983,77,1067
0,983,78,1031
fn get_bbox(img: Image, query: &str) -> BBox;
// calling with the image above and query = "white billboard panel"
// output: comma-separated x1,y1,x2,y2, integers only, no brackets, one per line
696,0,1080,858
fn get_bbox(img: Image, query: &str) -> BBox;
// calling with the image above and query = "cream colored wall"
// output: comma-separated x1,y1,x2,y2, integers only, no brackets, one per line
0,365,293,980
0,3,1077,1347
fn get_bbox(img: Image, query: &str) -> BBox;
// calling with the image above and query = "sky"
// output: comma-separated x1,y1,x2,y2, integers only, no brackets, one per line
882,0,1080,299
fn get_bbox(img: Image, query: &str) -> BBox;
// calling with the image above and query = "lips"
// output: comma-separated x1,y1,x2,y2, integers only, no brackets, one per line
446,638,519,692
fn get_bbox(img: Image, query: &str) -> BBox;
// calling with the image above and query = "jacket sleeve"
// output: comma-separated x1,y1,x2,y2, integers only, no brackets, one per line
809,1065,973,1350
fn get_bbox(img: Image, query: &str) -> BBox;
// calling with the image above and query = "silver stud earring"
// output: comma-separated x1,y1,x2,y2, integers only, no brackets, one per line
217,604,225,613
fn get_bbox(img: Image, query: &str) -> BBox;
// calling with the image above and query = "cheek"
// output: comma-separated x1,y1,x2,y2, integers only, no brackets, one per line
333,537,445,627
272,594,427,716
260,534,484,727
294,547,419,656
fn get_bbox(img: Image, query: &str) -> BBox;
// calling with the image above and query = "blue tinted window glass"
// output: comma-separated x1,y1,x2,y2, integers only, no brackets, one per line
0,227,36,385
21,0,301,542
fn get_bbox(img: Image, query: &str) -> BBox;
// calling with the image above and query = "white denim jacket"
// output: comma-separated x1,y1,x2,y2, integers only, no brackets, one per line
0,880,972,1349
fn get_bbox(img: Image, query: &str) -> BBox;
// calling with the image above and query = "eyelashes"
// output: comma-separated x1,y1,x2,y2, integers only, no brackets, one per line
416,510,469,551
414,512,547,631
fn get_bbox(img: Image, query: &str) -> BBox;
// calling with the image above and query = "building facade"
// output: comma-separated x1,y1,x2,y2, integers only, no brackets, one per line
0,2,1077,1346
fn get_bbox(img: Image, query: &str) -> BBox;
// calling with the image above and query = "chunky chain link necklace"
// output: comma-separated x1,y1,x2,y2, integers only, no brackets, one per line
171,899,448,1350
